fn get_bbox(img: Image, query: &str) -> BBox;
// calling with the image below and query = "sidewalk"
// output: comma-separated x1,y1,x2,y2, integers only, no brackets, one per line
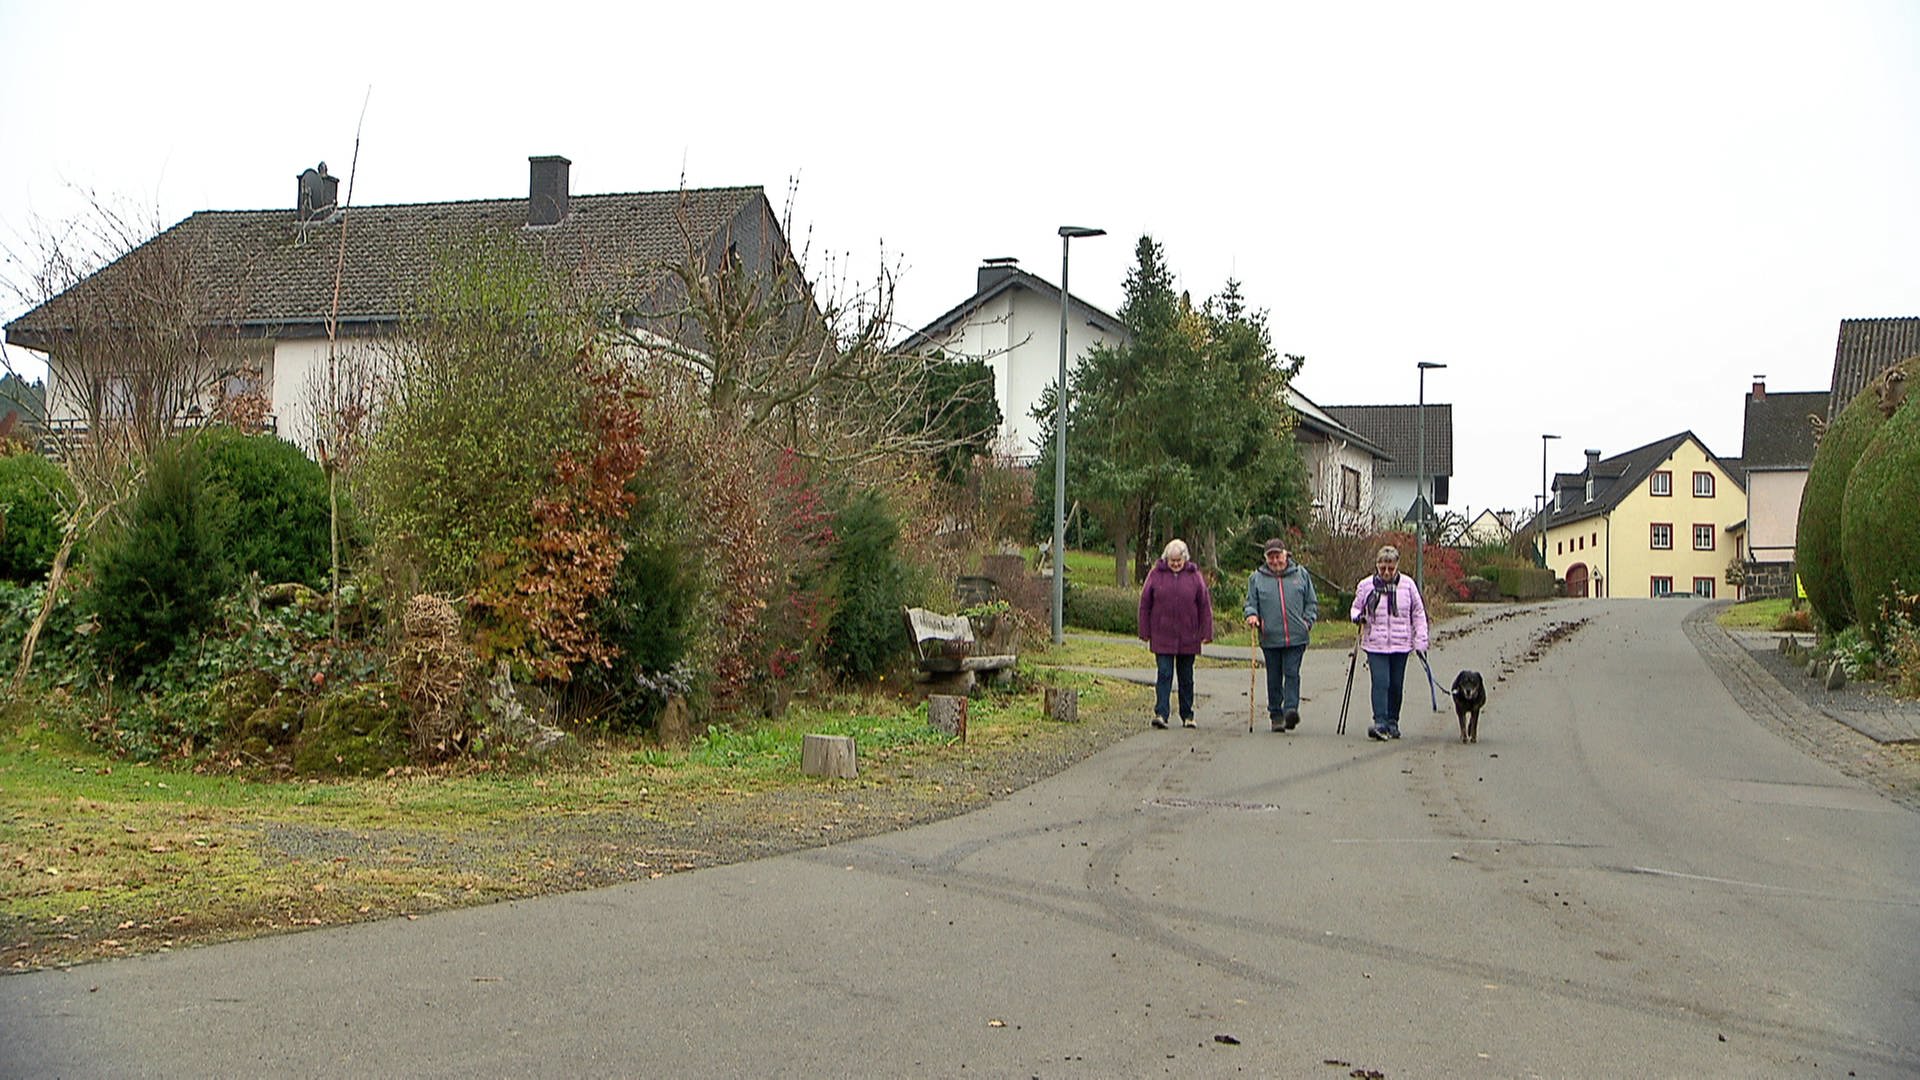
1723,628,1920,745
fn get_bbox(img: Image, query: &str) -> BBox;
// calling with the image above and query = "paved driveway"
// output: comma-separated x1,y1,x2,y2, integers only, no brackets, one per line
4,600,1916,1077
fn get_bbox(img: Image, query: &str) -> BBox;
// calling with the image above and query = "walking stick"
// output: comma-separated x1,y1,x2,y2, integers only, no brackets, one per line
1336,644,1359,735
1248,626,1258,732
1417,649,1440,712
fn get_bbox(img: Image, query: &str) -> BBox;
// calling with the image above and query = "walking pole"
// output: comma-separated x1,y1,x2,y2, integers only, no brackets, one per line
1417,649,1439,712
1337,644,1358,735
1248,626,1258,733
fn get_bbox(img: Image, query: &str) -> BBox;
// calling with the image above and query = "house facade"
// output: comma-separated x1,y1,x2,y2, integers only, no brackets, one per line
1736,377,1827,599
1289,387,1391,530
6,156,790,454
1322,403,1454,527
1538,432,1744,599
897,258,1126,462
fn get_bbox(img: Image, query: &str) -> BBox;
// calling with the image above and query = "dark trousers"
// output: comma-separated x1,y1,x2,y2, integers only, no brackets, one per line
1261,644,1306,721
1154,653,1196,721
1367,650,1409,729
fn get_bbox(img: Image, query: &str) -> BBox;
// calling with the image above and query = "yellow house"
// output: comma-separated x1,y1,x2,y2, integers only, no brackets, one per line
1538,433,1745,599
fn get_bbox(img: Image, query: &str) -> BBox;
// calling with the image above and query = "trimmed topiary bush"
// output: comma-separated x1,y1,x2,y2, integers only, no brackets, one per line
1839,386,1920,637
1796,357,1919,630
0,452,74,583
198,426,333,587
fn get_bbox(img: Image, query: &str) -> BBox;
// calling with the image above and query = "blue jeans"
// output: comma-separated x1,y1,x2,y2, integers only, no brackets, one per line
1367,651,1409,731
1155,653,1197,721
1261,644,1306,721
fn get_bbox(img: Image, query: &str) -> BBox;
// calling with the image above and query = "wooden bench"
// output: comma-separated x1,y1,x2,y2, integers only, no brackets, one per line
903,607,1017,696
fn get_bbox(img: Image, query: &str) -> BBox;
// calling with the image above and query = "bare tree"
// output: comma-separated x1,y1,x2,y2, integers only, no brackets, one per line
618,191,997,468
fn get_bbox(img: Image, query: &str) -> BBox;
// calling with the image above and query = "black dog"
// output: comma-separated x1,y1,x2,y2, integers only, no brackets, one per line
1450,670,1487,744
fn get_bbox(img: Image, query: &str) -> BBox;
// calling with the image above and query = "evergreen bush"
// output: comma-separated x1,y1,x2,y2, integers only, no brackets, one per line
0,452,73,583
84,439,234,682
1797,356,1918,630
586,485,700,731
198,426,333,587
1839,388,1920,637
822,490,907,680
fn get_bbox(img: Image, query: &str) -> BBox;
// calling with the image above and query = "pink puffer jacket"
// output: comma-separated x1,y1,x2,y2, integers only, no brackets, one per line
1349,573,1429,654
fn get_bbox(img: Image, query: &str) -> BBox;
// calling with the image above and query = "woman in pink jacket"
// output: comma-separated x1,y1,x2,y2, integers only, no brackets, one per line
1348,545,1428,741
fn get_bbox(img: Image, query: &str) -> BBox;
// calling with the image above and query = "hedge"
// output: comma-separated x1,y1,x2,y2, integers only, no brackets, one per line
1798,356,1918,630
1839,386,1920,636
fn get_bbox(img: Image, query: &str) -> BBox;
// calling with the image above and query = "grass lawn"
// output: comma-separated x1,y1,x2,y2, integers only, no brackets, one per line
1717,597,1805,630
0,669,1149,970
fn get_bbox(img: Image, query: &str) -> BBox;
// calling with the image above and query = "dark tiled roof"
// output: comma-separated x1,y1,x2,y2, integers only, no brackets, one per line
1321,404,1452,477
1828,317,1920,418
897,264,1124,352
6,187,770,345
1739,389,1828,471
1538,431,1744,530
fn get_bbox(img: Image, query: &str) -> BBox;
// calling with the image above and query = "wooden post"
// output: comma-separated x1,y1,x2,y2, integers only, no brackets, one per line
658,695,690,751
1044,687,1079,723
800,734,858,779
928,695,968,741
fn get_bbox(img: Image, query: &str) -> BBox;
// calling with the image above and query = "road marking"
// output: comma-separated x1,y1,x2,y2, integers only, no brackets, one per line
1619,865,1920,907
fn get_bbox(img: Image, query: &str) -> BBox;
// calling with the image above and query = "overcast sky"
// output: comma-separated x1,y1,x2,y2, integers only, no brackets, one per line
4,1,1917,516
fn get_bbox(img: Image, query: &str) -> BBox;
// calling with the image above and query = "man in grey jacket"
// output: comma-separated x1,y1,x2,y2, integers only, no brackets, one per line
1243,538,1319,732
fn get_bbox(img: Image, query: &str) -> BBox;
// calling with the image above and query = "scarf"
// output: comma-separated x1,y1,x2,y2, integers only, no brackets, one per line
1365,574,1399,618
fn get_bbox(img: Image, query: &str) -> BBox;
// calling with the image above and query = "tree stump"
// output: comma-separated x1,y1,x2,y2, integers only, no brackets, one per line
928,694,968,741
658,695,691,751
1044,687,1080,723
800,734,858,779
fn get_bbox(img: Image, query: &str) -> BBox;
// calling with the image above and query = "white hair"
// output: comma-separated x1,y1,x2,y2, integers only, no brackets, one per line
1163,539,1190,561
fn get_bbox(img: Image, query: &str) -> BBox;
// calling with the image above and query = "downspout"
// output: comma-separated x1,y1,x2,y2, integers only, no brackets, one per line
1605,516,1611,598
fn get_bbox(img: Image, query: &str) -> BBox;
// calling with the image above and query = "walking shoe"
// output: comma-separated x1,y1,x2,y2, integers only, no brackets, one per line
1284,710,1300,731
1152,716,1169,729
1271,718,1285,732
1386,726,1401,739
1366,725,1388,741
1182,717,1197,729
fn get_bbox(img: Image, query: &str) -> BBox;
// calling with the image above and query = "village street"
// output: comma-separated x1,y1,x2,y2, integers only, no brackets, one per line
4,600,1917,1077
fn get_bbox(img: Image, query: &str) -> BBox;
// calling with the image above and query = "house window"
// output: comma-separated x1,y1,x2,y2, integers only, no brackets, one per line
1693,524,1715,551
1693,471,1714,497
1651,576,1674,597
1650,523,1673,550
1556,540,1563,556
1340,466,1361,511
1651,471,1672,497
1693,577,1715,598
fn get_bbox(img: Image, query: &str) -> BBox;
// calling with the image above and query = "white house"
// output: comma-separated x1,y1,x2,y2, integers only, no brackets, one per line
1322,403,1454,527
896,258,1125,462
6,156,794,453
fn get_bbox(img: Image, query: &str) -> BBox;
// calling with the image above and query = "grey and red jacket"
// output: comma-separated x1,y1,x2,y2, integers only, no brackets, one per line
1138,558,1215,655
1243,562,1318,648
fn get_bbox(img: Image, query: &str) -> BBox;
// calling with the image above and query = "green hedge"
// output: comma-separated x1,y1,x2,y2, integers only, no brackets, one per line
1065,583,1139,635
1482,565,1556,599
1840,389,1920,635
1798,357,1918,630
0,453,73,583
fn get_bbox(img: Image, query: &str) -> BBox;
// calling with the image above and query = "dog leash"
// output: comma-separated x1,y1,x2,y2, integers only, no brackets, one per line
1416,649,1442,712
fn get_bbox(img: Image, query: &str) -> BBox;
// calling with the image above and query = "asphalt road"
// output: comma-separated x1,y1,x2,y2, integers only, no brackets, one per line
5,599,1917,1077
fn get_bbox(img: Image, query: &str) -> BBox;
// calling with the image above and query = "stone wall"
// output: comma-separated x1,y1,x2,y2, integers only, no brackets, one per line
1744,560,1796,600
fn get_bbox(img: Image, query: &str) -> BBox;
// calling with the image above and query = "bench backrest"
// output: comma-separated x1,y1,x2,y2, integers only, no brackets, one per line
903,606,974,662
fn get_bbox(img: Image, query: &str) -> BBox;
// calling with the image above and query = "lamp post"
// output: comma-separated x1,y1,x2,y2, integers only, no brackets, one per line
1414,362,1446,592
1539,433,1560,565
1053,225,1105,644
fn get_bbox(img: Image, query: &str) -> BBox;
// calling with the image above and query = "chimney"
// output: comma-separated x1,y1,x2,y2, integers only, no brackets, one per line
1584,449,1600,503
978,257,1019,294
296,162,339,222
1751,375,1766,401
528,155,571,226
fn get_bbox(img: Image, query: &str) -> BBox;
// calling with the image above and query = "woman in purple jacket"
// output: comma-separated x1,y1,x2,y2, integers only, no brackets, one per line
1348,545,1429,741
1138,539,1215,729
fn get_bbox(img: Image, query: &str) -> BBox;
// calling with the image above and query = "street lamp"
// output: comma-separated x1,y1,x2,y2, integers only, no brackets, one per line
1539,433,1560,565
1414,362,1446,592
1053,225,1105,644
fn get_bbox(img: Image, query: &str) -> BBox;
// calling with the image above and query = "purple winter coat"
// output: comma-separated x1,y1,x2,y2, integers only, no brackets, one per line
1349,573,1429,654
1138,559,1215,656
